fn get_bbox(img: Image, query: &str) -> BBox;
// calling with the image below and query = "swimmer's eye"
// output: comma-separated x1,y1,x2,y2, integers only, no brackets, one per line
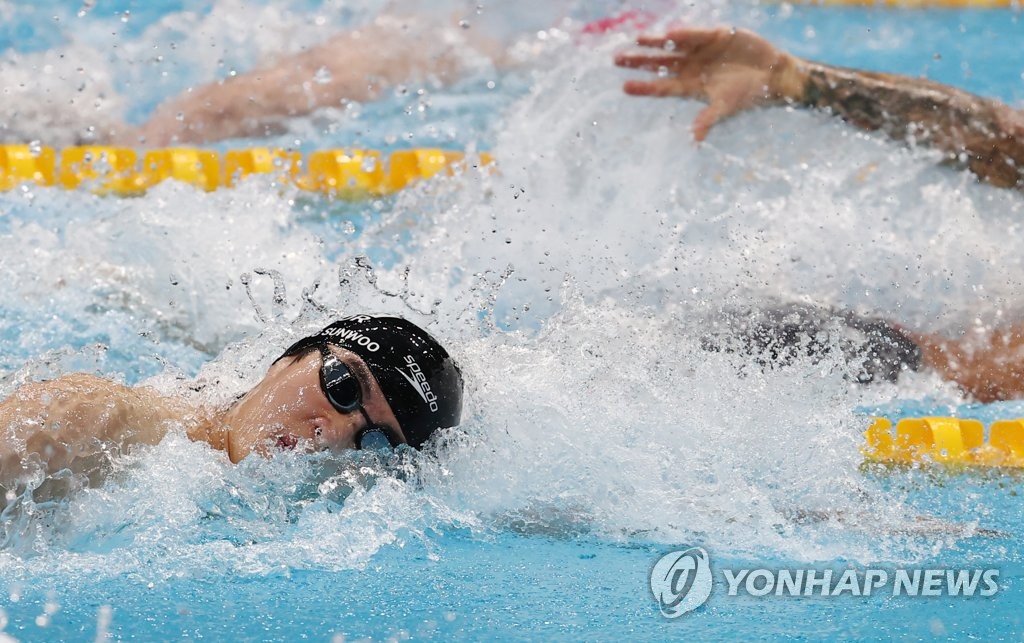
317,348,403,450
319,354,364,413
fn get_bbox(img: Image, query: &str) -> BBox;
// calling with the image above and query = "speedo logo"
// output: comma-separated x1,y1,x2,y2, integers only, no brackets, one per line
397,355,439,412
319,327,380,352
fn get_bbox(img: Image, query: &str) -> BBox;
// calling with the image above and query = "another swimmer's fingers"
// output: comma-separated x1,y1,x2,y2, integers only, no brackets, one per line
623,78,701,98
635,34,671,49
658,27,725,53
622,80,659,96
692,100,729,141
614,52,684,71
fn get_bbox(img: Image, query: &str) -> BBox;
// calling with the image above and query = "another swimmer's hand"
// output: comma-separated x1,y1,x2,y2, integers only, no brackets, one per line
614,27,804,142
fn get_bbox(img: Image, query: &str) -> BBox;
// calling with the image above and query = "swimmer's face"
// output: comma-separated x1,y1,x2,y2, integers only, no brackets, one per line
221,347,404,462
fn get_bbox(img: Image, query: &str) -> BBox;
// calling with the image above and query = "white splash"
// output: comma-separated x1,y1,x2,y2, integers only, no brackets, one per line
0,0,1015,582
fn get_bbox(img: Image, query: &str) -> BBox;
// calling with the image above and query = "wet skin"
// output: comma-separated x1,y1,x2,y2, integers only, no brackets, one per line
614,26,1024,190
0,347,404,498
213,347,405,462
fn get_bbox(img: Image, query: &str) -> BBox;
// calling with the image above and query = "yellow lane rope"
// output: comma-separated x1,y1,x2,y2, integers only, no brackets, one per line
864,417,1024,468
0,145,494,198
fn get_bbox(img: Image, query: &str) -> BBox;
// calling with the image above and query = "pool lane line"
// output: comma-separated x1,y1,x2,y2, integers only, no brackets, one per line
864,416,1024,469
0,145,495,198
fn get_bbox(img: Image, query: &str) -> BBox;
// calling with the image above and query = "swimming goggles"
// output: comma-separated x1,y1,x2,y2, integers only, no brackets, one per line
318,348,402,451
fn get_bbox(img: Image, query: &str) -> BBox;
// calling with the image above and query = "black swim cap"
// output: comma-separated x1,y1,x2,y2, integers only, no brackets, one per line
278,315,463,449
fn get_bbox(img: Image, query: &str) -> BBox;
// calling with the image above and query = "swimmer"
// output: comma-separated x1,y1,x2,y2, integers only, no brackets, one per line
615,26,1024,190
718,303,1024,404
612,27,1024,399
108,11,514,146
0,314,462,501
97,12,1020,186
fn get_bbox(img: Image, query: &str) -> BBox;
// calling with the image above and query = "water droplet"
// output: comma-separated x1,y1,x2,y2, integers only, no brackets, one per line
663,40,676,51
169,274,180,286
28,140,42,156
657,66,669,78
313,66,332,85
486,80,495,90
458,19,470,29
175,112,184,122
76,0,95,17
361,156,377,172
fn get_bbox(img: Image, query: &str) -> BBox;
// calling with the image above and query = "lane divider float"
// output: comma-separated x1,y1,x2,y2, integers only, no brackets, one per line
863,416,1024,468
0,145,494,197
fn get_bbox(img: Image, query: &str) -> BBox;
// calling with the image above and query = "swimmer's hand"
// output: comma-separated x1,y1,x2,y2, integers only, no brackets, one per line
614,27,803,142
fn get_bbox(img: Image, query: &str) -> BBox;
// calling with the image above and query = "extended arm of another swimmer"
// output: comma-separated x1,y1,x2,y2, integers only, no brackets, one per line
615,27,1024,190
113,15,507,146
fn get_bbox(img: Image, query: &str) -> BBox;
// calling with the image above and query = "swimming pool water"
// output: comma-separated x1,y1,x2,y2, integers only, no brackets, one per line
0,1,1023,640
2,530,1021,640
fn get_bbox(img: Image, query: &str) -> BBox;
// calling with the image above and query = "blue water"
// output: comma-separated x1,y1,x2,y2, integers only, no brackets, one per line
2,531,1021,640
1,1,1024,640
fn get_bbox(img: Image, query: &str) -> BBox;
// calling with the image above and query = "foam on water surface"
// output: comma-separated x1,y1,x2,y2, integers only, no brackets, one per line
0,0,1022,638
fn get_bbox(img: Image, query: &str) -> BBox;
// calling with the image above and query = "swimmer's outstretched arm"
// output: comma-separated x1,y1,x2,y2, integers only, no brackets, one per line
615,27,1024,190
0,374,200,498
119,16,504,146
900,323,1024,403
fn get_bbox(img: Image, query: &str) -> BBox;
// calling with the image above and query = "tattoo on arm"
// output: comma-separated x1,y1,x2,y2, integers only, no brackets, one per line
796,62,1024,189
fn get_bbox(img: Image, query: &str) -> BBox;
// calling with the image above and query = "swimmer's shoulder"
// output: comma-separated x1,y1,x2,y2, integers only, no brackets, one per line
1,373,181,447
